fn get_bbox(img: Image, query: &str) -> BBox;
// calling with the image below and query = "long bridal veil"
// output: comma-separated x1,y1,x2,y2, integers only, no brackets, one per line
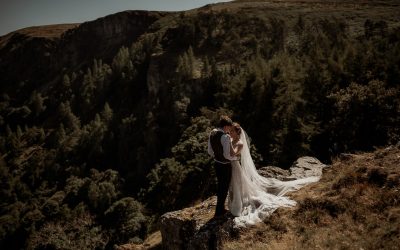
229,128,320,227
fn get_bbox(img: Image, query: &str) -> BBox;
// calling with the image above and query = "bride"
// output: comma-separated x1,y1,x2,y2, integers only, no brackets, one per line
227,122,319,227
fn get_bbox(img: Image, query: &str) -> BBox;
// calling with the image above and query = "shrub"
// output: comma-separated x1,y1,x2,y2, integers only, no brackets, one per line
103,197,147,244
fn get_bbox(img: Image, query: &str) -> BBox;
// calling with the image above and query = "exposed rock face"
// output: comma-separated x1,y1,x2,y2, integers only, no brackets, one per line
57,11,169,69
160,196,236,250
159,157,327,250
0,11,170,95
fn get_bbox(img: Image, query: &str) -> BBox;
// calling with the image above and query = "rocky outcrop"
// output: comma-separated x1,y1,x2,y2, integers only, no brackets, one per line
159,196,236,250
159,157,327,250
256,156,327,180
287,156,328,179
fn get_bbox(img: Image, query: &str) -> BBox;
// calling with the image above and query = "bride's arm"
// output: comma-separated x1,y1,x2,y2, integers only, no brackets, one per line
232,143,243,156
234,143,243,156
230,141,243,156
229,142,236,157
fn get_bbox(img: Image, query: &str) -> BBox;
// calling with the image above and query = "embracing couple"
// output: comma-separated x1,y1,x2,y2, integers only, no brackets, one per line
208,115,319,227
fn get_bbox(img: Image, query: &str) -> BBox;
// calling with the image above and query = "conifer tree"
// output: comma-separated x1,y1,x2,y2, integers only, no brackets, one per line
58,101,80,131
112,46,130,74
63,74,71,88
55,124,66,147
177,46,196,79
5,124,12,137
30,91,46,116
202,56,210,77
16,125,23,139
101,102,113,123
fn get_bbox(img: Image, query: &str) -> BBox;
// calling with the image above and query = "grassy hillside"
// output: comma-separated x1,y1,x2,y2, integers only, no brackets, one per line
224,145,400,249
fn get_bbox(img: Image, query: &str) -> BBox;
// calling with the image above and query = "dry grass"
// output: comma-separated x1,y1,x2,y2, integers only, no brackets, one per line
116,231,162,250
223,145,400,249
196,0,400,40
0,23,79,49
10,24,79,38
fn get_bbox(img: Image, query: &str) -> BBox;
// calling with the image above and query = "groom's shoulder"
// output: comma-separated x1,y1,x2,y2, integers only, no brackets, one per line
221,132,230,139
209,128,219,136
210,128,226,136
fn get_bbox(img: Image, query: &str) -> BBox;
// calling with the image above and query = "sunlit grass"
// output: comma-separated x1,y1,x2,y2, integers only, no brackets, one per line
223,146,400,249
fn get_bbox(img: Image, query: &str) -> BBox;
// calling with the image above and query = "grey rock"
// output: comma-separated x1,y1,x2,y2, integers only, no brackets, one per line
159,196,237,250
257,165,290,180
287,156,328,180
257,157,327,181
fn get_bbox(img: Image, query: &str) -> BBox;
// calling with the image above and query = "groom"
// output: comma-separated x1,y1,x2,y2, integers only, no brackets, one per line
207,115,235,217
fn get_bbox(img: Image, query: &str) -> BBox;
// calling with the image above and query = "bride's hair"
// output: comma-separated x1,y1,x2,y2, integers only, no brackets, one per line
219,115,233,127
232,122,241,135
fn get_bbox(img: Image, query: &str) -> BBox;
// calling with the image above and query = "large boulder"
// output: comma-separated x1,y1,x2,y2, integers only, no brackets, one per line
159,196,236,250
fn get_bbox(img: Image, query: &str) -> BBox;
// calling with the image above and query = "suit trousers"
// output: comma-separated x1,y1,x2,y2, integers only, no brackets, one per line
213,161,232,216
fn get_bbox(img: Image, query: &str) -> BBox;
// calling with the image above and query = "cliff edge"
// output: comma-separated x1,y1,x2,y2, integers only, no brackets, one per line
159,157,327,250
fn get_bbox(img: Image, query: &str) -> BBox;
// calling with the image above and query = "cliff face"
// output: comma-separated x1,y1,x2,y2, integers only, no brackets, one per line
0,33,58,95
0,11,169,96
56,11,169,70
159,157,327,250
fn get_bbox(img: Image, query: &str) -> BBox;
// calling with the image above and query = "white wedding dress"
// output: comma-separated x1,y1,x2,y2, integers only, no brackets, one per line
228,129,319,227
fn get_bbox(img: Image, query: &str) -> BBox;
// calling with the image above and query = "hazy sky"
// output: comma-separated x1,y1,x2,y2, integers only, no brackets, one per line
0,0,232,36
